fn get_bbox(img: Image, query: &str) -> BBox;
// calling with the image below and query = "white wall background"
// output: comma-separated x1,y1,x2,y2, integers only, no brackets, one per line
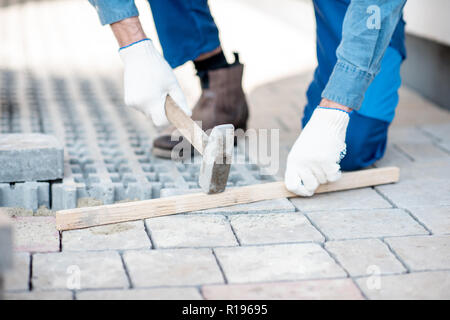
404,0,450,46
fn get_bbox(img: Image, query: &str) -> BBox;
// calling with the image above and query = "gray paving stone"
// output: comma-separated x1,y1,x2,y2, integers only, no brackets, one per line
325,239,406,277
62,221,151,251
13,216,59,252
0,181,50,211
4,252,29,291
0,212,13,272
32,251,128,290
374,144,413,167
408,206,450,235
290,188,391,212
385,235,450,271
307,209,428,240
0,134,63,183
420,123,450,152
377,179,450,209
123,249,224,287
202,279,364,300
160,188,295,215
356,271,450,299
77,288,202,300
229,213,324,245
214,243,346,283
5,290,73,300
145,215,237,248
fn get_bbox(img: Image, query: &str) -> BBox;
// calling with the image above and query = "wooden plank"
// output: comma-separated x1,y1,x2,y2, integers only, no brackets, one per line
56,167,400,231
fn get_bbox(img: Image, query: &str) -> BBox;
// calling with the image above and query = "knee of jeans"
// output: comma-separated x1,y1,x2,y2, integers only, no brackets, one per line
340,113,389,171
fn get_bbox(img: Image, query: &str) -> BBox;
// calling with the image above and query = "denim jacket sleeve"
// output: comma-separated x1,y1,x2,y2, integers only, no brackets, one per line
322,0,407,110
88,0,139,25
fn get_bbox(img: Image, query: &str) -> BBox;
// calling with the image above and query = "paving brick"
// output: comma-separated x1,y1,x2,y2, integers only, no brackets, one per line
420,123,450,152
5,290,73,300
387,127,449,162
307,209,428,240
356,271,450,299
215,243,346,283
160,188,295,215
374,144,413,167
0,181,50,211
13,216,59,252
408,206,450,235
123,249,223,287
376,178,450,209
290,188,391,212
77,288,202,300
0,211,13,272
385,235,450,271
145,215,237,248
62,221,151,251
32,251,128,290
229,213,324,245
0,134,63,183
4,252,29,291
325,239,406,277
202,279,363,300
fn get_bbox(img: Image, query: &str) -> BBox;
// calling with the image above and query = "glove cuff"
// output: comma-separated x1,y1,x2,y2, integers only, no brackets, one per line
311,107,349,140
119,38,152,62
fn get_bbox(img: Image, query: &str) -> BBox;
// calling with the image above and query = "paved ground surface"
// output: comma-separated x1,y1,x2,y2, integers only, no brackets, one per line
1,0,449,299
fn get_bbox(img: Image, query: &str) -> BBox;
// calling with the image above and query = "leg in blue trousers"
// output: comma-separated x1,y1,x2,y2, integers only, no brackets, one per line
148,0,221,68
303,0,406,171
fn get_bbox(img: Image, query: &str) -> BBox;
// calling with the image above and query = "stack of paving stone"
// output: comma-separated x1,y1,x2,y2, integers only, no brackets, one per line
0,133,64,211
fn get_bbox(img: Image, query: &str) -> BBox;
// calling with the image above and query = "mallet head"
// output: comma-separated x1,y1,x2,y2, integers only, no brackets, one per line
199,124,234,194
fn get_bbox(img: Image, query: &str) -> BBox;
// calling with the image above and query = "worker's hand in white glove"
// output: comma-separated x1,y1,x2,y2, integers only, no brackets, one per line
285,106,350,196
119,39,190,126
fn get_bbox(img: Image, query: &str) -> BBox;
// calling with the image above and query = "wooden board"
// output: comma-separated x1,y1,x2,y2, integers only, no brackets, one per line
56,167,400,231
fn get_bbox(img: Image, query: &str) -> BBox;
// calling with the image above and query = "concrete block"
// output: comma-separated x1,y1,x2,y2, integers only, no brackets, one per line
0,181,50,211
145,215,237,248
420,123,450,152
229,213,324,245
325,239,406,277
32,251,128,290
0,212,13,272
307,209,428,240
5,290,73,300
290,188,392,212
214,243,346,283
62,221,151,251
4,252,30,291
385,235,450,271
377,179,450,209
13,216,59,253
77,288,202,300
160,188,295,215
202,279,364,300
0,134,63,183
123,249,223,287
356,271,450,299
408,206,450,234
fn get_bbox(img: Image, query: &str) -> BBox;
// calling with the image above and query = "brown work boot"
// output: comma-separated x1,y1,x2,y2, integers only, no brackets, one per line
152,56,249,159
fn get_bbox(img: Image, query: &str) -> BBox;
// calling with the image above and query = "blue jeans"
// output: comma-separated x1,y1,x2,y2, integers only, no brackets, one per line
89,0,405,170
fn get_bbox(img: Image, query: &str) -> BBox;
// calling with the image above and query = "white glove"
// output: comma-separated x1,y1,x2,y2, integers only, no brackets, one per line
119,39,191,126
285,107,349,196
